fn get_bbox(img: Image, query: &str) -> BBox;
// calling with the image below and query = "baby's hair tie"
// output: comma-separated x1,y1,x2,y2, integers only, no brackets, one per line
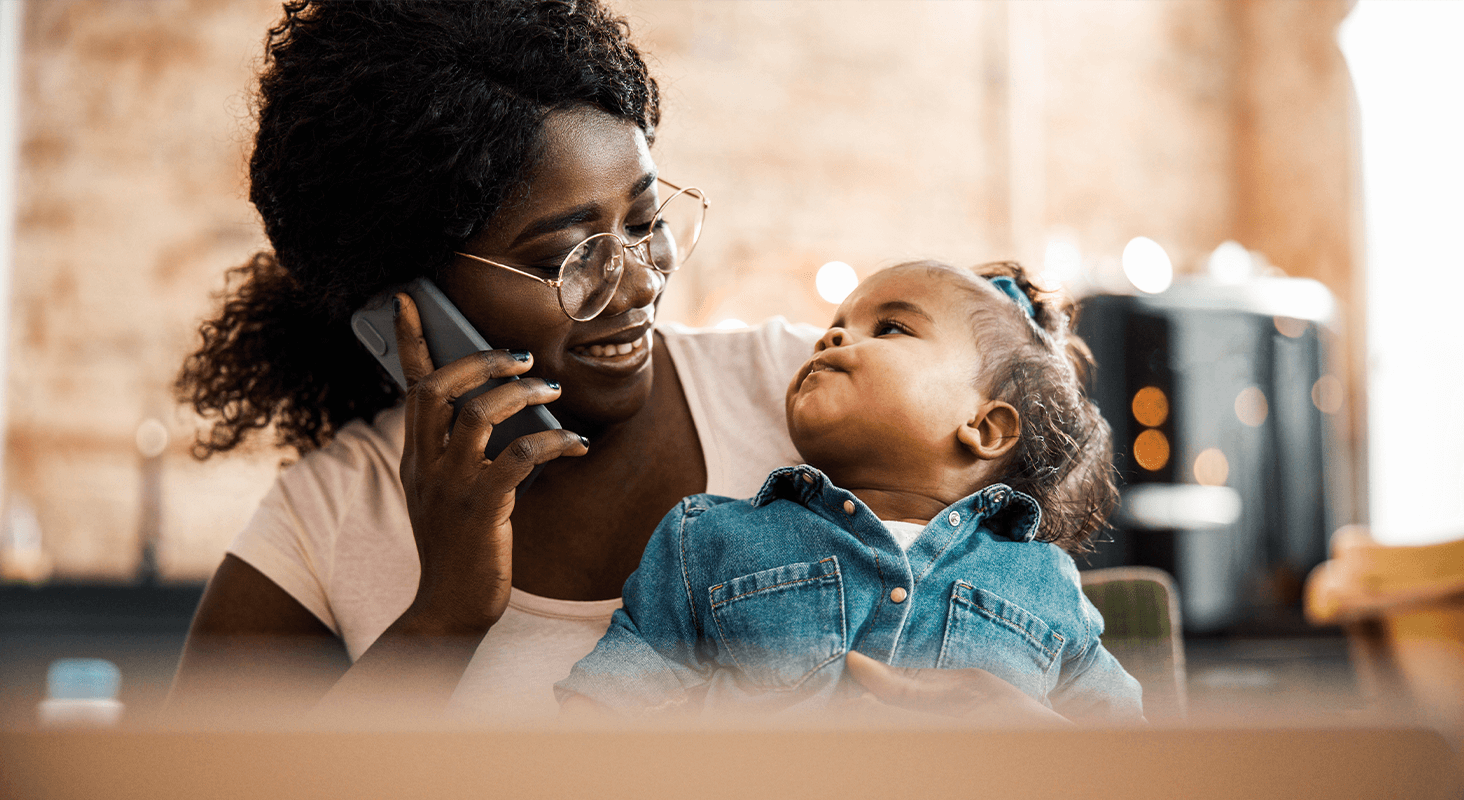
987,275,1035,320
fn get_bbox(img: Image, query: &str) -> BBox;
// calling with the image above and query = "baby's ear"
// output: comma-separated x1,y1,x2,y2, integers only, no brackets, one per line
958,400,1021,461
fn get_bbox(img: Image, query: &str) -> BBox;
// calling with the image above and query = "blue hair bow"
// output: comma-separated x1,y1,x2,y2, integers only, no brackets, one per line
987,276,1035,319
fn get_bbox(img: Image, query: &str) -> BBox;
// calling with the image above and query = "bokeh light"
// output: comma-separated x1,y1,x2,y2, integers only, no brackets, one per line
1042,236,1082,289
1235,386,1269,427
1312,375,1344,414
1193,447,1230,486
1122,236,1173,294
1133,429,1171,471
135,418,169,458
1207,240,1253,283
815,261,859,304
1131,386,1169,428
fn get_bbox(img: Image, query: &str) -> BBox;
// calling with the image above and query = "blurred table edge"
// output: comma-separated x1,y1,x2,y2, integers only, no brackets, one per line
1,724,1458,800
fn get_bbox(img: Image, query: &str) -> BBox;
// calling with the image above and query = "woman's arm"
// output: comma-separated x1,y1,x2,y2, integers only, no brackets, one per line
172,294,588,722
170,554,492,724
168,554,350,719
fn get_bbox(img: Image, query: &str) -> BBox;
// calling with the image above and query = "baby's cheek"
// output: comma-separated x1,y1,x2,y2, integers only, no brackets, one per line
894,388,967,440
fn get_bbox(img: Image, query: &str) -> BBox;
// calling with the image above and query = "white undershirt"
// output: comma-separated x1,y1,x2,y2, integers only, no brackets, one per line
882,520,928,552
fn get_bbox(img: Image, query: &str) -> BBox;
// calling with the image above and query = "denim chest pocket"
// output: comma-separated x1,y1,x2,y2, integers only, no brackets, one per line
708,556,848,691
936,581,1065,700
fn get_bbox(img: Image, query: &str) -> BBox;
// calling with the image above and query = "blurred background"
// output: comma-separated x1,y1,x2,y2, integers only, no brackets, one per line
0,0,1460,729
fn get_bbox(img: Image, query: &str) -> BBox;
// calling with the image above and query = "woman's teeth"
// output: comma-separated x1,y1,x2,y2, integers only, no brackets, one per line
575,336,645,358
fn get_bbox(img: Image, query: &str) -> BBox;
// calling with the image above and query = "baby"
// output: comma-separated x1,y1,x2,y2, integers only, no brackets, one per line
555,260,1143,720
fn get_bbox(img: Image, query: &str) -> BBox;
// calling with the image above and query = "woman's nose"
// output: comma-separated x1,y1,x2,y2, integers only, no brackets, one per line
598,248,665,318
815,327,846,351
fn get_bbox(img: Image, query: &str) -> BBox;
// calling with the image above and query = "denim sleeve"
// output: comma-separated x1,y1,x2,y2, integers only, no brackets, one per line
1050,639,1146,722
553,498,712,712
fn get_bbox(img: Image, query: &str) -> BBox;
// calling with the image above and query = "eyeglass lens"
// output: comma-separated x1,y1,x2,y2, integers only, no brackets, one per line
558,188,706,321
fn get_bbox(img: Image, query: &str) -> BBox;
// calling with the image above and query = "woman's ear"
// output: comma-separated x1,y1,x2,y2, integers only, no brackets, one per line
957,400,1021,461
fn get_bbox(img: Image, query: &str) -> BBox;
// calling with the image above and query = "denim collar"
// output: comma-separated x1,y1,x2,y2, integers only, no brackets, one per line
751,465,1042,544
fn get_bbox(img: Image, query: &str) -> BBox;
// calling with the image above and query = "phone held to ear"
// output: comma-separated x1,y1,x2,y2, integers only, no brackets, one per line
350,277,562,494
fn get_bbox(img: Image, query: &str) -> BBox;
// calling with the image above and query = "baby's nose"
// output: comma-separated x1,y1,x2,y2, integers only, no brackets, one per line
816,327,846,351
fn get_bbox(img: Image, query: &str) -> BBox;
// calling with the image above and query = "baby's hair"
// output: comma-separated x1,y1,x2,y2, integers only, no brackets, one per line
966,261,1117,554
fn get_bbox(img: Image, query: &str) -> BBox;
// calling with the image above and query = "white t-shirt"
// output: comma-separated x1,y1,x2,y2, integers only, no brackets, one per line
228,318,821,720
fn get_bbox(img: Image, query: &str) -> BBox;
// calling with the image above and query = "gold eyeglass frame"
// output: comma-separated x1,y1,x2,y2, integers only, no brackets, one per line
452,178,709,322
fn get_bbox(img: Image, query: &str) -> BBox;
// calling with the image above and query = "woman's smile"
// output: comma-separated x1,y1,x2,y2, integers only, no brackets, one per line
567,327,653,374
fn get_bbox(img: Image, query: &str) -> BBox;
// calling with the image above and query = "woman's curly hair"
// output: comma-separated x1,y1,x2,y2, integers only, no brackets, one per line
176,0,660,457
966,261,1118,555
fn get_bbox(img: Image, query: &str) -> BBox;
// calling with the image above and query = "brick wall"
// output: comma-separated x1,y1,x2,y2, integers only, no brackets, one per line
3,0,1360,581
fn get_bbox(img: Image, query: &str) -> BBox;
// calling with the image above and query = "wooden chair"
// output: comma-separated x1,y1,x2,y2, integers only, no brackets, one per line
1081,566,1187,721
1305,525,1464,746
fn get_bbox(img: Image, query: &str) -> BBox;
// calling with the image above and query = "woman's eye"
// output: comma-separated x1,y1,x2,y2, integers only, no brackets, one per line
523,243,585,272
519,254,567,276
625,217,658,238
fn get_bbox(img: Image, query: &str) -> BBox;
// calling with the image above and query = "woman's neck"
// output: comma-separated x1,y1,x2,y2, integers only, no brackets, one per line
506,331,708,600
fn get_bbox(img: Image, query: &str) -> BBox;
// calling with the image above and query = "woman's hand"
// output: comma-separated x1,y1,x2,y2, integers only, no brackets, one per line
844,651,1073,727
392,292,589,636
313,293,587,719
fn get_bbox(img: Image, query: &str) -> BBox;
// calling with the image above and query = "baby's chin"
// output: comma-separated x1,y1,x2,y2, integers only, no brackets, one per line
786,426,871,484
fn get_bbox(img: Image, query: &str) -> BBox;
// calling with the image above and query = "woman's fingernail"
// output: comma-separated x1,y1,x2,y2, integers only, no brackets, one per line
510,349,532,362
392,296,401,317
545,380,561,391
578,435,590,447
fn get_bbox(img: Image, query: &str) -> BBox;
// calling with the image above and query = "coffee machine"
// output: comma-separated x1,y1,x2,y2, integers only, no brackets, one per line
1076,277,1344,632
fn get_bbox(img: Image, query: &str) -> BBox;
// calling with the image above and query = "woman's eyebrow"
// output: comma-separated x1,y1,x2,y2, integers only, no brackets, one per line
510,206,597,248
628,170,657,201
508,171,659,249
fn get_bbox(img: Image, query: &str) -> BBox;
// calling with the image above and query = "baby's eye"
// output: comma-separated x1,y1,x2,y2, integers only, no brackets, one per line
874,319,909,337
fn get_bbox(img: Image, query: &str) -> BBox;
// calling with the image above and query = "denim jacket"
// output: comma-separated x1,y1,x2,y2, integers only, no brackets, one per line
556,466,1144,719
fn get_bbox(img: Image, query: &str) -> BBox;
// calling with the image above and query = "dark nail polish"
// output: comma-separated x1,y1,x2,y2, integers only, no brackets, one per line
510,349,532,362
578,435,590,447
545,380,561,391
392,296,401,317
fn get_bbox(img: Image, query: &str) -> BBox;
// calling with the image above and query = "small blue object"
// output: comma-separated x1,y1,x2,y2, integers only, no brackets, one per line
46,658,121,701
987,276,1035,320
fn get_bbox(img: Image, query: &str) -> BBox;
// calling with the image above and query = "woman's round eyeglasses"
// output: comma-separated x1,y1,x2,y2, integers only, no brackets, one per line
453,179,708,322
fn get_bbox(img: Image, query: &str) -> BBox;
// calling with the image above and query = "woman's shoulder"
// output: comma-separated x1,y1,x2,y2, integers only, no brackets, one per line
655,320,819,497
658,316,822,376
229,403,412,648
267,404,405,508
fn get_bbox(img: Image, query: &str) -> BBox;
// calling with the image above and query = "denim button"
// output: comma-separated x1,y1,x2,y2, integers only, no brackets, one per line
890,587,907,603
948,511,961,526
802,473,814,484
843,500,856,515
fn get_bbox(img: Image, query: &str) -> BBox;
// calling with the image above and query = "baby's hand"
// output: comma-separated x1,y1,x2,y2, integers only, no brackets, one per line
559,693,610,718
844,651,1072,727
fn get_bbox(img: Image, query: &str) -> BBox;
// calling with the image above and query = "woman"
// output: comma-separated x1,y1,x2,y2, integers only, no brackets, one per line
170,0,1061,724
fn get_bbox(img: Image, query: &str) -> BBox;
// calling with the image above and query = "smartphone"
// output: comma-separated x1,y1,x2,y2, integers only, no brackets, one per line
350,277,561,493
